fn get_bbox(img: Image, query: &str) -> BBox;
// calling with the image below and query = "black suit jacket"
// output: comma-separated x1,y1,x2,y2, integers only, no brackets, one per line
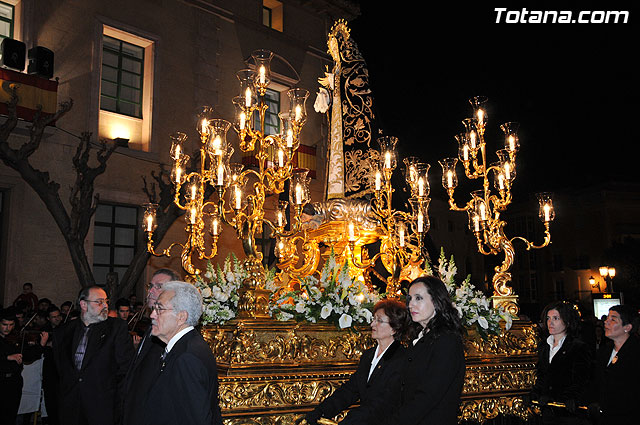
308,340,405,423
53,317,134,425
531,336,593,404
377,330,465,425
121,327,165,425
141,328,223,425
593,335,640,424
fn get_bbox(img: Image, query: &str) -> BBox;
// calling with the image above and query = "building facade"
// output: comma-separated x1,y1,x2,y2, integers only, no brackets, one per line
0,0,357,306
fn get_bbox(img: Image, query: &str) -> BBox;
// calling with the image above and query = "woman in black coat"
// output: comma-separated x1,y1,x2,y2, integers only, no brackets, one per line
530,301,592,424
591,304,640,425
302,298,410,425
373,276,466,425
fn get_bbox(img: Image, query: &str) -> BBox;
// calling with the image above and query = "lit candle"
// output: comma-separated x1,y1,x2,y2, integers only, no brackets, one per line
477,109,485,125
235,186,242,209
201,119,208,134
375,170,381,191
447,170,454,188
508,135,516,151
418,177,424,197
175,167,182,184
286,129,294,148
245,87,252,107
469,131,477,149
277,211,284,227
295,105,302,122
212,218,218,235
348,222,355,241
212,135,222,154
384,152,391,169
473,215,480,232
146,214,153,232
463,145,469,161
479,202,487,221
417,211,424,233
259,65,266,84
190,207,196,224
399,226,405,247
278,149,284,167
174,144,181,159
504,162,511,180
543,204,551,222
217,163,224,186
239,112,246,130
191,184,197,200
295,184,303,205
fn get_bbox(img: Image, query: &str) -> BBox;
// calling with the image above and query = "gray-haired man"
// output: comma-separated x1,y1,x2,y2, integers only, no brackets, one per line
122,268,180,425
142,281,223,425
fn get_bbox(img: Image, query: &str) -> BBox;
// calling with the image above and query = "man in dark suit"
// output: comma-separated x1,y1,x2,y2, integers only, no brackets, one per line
141,281,223,425
121,268,178,425
52,286,134,425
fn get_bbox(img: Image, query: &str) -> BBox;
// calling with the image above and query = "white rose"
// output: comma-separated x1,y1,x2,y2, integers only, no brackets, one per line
338,313,353,329
320,304,333,319
201,287,212,298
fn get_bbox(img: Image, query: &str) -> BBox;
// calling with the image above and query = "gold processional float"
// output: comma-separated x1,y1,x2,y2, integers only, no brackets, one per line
143,21,556,425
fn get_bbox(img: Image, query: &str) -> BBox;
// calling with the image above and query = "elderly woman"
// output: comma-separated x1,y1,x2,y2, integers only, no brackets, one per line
369,276,466,425
302,298,409,425
530,301,592,424
591,304,639,425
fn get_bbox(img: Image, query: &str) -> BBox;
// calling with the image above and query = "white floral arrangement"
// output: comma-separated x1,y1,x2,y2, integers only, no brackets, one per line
269,252,380,328
194,254,245,325
435,249,513,338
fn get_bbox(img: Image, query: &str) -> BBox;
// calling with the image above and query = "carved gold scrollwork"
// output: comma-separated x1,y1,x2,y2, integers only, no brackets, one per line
459,397,534,424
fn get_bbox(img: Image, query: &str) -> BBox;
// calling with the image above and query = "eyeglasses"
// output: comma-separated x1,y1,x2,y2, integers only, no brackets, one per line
370,317,390,324
147,282,164,290
86,299,109,306
151,304,174,314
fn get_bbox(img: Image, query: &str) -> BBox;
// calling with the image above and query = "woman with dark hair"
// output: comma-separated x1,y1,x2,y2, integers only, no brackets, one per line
301,298,410,425
373,276,466,425
590,304,639,425
530,301,592,424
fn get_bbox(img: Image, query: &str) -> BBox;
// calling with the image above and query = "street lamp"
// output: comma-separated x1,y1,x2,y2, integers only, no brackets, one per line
599,266,616,293
589,276,602,292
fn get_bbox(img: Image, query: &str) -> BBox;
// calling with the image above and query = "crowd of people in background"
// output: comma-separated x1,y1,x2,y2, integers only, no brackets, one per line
1,276,639,425
0,272,223,425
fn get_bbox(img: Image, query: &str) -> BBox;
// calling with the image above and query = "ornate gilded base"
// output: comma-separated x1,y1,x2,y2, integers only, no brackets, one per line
492,295,520,316
202,319,539,424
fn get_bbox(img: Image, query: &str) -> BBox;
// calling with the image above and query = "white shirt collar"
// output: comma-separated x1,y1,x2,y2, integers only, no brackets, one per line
165,326,194,353
546,334,566,362
368,342,393,381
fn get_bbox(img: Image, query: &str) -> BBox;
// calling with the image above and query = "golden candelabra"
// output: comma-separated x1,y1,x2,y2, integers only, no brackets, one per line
439,96,555,314
346,135,431,296
143,49,311,317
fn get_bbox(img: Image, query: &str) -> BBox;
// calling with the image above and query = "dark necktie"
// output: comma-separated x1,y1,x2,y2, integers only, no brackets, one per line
74,326,90,370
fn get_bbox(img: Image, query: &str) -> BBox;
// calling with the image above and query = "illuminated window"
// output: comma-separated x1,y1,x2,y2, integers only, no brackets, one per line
263,0,283,32
0,2,13,39
101,35,144,118
98,25,155,151
93,204,138,286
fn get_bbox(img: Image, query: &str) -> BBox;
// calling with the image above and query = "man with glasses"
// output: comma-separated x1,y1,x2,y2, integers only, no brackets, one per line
122,268,179,425
52,285,134,425
142,281,223,425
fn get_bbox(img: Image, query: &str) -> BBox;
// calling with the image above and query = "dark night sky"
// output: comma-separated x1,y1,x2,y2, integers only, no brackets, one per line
348,2,637,199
